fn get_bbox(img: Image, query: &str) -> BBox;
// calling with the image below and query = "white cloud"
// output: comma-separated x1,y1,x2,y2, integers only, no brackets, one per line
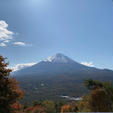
3,40,10,43
0,20,31,47
81,61,94,67
11,63,36,72
13,41,32,47
0,42,6,47
13,42,26,46
0,20,14,41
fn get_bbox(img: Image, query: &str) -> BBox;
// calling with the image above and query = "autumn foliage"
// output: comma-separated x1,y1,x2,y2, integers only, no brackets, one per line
61,103,78,113
0,55,24,113
23,105,45,113
88,88,110,112
78,79,113,112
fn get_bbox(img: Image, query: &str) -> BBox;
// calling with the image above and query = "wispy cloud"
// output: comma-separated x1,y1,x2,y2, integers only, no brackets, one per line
0,20,31,47
81,61,94,67
13,42,26,46
0,42,6,47
13,41,32,46
11,63,36,72
3,40,10,43
0,20,14,41
0,20,14,47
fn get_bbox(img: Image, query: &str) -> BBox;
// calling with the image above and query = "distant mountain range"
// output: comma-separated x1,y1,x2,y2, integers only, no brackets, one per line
13,53,113,102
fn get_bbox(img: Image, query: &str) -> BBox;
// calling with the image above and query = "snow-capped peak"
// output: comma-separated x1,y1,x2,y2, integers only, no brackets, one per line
44,53,75,63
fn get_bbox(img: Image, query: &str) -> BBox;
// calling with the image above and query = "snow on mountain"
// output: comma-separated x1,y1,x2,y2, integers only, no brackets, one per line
44,53,75,63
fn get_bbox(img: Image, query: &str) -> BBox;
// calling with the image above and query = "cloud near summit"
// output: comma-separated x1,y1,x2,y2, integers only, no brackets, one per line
11,63,36,72
81,61,94,67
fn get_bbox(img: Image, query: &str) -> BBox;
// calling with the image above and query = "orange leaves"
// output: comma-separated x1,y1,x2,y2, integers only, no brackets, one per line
23,105,45,113
61,103,78,113
8,78,24,100
0,55,24,113
11,102,23,112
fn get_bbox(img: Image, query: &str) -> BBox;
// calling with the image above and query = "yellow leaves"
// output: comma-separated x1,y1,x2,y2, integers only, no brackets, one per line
88,88,111,112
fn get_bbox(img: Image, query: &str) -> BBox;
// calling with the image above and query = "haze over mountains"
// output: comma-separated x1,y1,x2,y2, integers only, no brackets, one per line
13,53,113,102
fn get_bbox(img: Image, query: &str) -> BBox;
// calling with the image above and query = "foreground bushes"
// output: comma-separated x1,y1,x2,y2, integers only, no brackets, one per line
78,79,113,112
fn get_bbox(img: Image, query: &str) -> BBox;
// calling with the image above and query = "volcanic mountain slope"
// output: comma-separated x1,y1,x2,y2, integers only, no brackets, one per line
14,53,113,102
13,53,100,76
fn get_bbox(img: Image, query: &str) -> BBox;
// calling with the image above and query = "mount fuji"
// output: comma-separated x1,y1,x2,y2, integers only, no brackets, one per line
13,53,113,102
13,53,96,76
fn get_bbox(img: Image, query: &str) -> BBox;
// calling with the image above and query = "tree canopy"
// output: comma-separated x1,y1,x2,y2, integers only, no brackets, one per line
0,55,24,113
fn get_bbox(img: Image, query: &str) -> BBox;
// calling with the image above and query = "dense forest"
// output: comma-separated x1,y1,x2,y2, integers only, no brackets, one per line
0,55,113,113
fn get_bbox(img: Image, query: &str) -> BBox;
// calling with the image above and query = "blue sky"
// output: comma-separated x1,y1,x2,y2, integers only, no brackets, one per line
0,0,113,70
